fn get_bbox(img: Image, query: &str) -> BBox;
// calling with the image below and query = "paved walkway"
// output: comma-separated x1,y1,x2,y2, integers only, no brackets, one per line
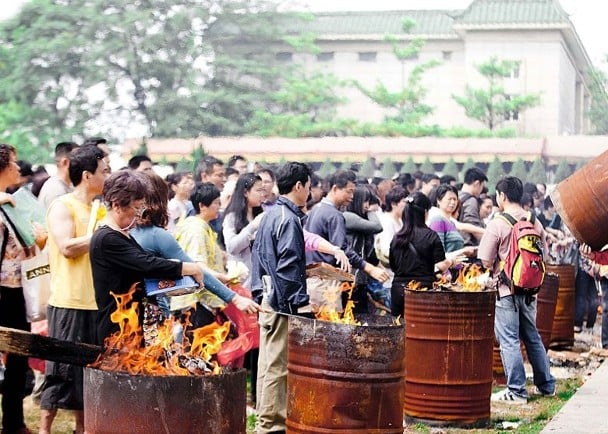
541,357,608,433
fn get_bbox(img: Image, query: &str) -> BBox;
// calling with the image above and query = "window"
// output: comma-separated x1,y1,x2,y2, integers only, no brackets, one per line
442,50,452,60
317,52,334,62
358,51,377,62
509,62,520,79
504,95,519,121
275,52,293,62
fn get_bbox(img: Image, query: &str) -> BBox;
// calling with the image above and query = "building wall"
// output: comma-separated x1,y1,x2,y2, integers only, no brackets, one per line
291,28,587,137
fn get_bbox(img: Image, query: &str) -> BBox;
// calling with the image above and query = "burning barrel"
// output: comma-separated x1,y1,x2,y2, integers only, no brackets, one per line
536,272,560,349
551,149,608,251
547,264,575,348
404,290,496,427
84,367,246,434
286,315,405,433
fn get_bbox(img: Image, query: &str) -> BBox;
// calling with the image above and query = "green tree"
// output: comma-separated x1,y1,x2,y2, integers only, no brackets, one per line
452,57,540,130
0,0,294,139
133,138,149,157
527,157,547,184
354,18,439,125
553,158,572,183
175,156,193,173
0,100,53,162
442,157,459,179
401,156,417,174
381,157,397,179
509,158,528,181
359,157,376,179
419,157,434,174
586,65,608,134
191,144,206,163
485,156,504,194
461,157,476,178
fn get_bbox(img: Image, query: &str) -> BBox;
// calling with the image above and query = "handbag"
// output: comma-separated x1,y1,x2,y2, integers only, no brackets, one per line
21,247,51,322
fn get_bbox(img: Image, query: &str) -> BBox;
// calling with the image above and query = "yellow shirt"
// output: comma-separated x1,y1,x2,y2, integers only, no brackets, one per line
47,194,102,310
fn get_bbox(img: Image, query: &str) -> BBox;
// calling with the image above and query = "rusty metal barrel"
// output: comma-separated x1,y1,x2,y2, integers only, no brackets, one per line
551,149,608,251
287,315,405,433
84,367,246,434
404,290,495,428
547,264,575,348
537,272,560,349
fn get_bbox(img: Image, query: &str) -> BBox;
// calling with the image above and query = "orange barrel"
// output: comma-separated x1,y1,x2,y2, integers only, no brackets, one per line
287,315,405,433
404,290,496,428
536,272,560,349
547,265,575,348
551,149,608,251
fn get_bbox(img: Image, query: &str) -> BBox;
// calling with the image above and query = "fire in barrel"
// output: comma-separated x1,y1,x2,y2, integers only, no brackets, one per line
84,288,246,434
404,264,496,427
287,272,405,433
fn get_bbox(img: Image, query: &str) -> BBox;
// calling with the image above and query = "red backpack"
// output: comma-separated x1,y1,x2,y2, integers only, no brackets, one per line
497,212,545,295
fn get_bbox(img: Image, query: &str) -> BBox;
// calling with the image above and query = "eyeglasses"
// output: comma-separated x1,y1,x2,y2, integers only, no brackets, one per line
130,204,147,216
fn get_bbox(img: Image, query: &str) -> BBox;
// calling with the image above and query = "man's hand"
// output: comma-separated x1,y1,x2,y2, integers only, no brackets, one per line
365,263,389,283
231,294,262,314
333,248,352,273
580,243,596,260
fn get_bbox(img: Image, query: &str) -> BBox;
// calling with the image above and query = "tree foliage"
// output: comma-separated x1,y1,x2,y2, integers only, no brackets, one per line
452,57,540,130
401,156,417,174
553,158,571,183
527,157,547,184
586,65,608,134
485,156,504,194
419,157,434,174
381,157,397,179
354,18,439,125
442,157,459,179
359,157,376,179
509,158,528,181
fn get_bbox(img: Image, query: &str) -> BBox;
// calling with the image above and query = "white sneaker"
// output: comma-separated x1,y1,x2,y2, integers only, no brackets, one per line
532,386,556,397
491,389,527,405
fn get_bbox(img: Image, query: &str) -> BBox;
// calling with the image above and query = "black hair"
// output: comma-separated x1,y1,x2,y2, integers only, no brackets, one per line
431,184,459,207
439,174,456,185
384,186,407,212
496,176,524,203
194,155,223,181
393,192,431,248
275,162,311,195
69,145,105,186
327,169,356,190
0,144,16,173
227,154,246,168
463,167,488,185
54,141,79,161
223,173,263,234
395,173,415,191
421,173,439,184
190,182,221,210
81,137,107,147
128,155,152,170
346,185,371,218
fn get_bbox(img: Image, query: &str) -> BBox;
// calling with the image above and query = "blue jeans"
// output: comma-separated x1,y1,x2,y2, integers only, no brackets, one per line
495,294,555,397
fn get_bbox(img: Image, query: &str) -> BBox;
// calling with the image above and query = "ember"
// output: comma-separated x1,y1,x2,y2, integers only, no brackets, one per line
90,287,230,376
314,281,361,325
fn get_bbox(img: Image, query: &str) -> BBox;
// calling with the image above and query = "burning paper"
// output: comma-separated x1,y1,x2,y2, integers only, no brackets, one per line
91,287,231,376
314,282,361,325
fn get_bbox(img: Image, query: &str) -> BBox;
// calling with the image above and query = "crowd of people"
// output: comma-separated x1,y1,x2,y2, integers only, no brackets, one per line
0,140,602,434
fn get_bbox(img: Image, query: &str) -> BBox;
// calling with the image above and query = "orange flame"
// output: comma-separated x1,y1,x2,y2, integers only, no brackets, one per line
433,275,450,289
455,264,487,292
407,280,428,291
315,281,360,325
92,286,230,376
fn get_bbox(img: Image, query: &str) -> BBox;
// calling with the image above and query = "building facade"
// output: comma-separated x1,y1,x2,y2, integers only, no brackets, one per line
282,0,593,136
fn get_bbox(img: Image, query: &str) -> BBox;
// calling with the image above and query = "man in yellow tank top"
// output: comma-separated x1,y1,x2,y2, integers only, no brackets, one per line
38,145,110,434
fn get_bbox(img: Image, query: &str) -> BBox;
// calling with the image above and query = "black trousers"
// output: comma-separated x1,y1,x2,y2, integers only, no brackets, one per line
0,287,30,432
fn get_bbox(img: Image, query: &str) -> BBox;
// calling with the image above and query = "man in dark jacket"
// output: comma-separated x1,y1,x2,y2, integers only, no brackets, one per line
251,161,312,434
305,170,388,311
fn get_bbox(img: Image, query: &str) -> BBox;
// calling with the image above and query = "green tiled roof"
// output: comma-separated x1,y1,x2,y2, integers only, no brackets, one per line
456,0,570,26
294,1,571,38
289,10,459,38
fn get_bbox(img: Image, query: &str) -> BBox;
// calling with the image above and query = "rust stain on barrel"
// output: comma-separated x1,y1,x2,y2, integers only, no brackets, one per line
404,290,495,428
287,315,405,433
84,367,246,434
548,265,575,348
